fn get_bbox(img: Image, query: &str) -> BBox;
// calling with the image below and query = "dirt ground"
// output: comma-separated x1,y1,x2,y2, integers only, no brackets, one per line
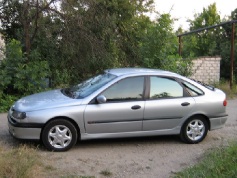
0,99,237,178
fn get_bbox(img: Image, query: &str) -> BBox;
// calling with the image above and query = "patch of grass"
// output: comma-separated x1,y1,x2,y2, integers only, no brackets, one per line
100,169,113,177
44,164,56,171
174,141,237,178
0,144,44,178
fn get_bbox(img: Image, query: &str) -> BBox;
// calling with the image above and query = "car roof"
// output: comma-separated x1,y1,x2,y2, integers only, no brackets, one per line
105,68,180,77
104,68,216,93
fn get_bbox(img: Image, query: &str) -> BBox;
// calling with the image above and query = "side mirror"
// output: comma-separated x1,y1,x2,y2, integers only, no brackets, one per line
97,95,107,104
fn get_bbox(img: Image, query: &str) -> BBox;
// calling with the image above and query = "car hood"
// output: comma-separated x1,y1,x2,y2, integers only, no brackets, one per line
13,89,83,112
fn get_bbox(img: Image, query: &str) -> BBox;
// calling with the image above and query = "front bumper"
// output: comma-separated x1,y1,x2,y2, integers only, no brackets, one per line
209,115,228,130
8,114,42,140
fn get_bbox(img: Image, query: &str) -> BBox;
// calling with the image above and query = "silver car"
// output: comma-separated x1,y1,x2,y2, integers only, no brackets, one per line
8,68,228,151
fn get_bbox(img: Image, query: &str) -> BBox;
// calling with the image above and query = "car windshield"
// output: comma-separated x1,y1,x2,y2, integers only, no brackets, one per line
62,72,117,99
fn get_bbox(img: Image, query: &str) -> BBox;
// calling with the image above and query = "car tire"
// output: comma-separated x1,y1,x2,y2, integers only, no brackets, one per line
42,119,77,151
180,116,208,144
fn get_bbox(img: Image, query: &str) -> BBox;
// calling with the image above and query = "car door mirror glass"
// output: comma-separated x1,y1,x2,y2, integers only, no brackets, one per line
97,95,107,104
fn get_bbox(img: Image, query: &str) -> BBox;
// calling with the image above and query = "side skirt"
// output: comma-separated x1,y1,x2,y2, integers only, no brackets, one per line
80,126,181,140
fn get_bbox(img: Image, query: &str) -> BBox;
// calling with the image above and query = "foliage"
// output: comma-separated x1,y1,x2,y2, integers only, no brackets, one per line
181,3,222,58
55,0,155,83
141,14,192,76
0,39,24,91
14,60,50,94
174,141,237,178
0,0,192,84
0,0,156,85
0,94,19,112
219,8,237,79
52,69,72,88
0,39,50,96
179,4,237,80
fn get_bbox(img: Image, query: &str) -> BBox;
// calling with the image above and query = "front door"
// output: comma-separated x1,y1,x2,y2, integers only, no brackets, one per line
84,76,145,133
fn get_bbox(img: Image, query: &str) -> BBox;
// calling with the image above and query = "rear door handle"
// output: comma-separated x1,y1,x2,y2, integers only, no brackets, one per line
131,105,141,110
181,102,190,106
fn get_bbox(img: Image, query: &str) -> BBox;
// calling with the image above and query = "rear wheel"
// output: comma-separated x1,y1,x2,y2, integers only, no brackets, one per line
42,119,77,151
180,116,208,144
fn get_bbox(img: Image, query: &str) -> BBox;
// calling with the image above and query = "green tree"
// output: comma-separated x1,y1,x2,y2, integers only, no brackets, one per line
140,14,191,75
0,0,156,85
51,0,155,83
0,0,66,86
182,3,222,58
219,8,237,79
179,4,237,80
0,0,60,58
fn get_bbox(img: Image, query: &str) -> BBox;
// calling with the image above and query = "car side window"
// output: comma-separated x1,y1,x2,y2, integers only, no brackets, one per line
102,77,144,102
150,77,183,99
182,81,204,96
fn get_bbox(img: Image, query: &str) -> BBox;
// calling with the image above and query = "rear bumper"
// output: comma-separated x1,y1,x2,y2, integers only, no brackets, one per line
209,115,228,130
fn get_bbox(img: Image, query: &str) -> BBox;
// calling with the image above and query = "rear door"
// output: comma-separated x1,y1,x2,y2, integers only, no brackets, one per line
143,76,195,131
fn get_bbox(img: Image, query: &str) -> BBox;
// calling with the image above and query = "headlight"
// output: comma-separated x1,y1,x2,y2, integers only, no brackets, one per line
12,110,26,120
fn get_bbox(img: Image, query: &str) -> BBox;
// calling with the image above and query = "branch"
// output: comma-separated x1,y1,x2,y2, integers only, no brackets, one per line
30,0,39,44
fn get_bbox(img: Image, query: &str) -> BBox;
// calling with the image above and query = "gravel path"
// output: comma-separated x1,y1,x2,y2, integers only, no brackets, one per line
0,99,237,178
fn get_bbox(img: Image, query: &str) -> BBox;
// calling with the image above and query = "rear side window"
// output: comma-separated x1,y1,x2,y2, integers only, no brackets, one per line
150,77,184,99
182,81,204,96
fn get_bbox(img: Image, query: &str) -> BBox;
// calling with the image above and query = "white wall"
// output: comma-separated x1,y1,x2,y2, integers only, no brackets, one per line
191,56,221,84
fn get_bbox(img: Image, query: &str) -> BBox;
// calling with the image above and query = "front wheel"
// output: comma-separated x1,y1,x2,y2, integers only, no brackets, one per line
180,116,208,144
42,119,77,151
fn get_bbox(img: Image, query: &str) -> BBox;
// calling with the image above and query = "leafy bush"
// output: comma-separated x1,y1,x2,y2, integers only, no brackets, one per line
0,93,19,112
0,39,51,112
0,39,50,96
157,56,192,76
143,55,193,77
52,69,72,88
0,39,24,91
14,60,50,94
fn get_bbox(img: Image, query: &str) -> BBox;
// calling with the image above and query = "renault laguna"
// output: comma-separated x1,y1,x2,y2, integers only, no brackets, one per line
8,68,228,151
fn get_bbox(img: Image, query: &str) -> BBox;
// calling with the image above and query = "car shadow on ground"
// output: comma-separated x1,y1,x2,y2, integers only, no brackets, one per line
1,133,183,152
74,135,182,149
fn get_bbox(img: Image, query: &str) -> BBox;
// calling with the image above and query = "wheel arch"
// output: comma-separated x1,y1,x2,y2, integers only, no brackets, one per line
40,116,81,141
184,114,210,131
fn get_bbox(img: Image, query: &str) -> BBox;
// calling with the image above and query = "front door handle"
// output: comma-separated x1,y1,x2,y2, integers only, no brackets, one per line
131,105,141,110
181,102,190,106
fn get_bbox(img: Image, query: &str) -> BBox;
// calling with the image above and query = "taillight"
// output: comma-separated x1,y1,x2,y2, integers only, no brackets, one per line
223,99,227,106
